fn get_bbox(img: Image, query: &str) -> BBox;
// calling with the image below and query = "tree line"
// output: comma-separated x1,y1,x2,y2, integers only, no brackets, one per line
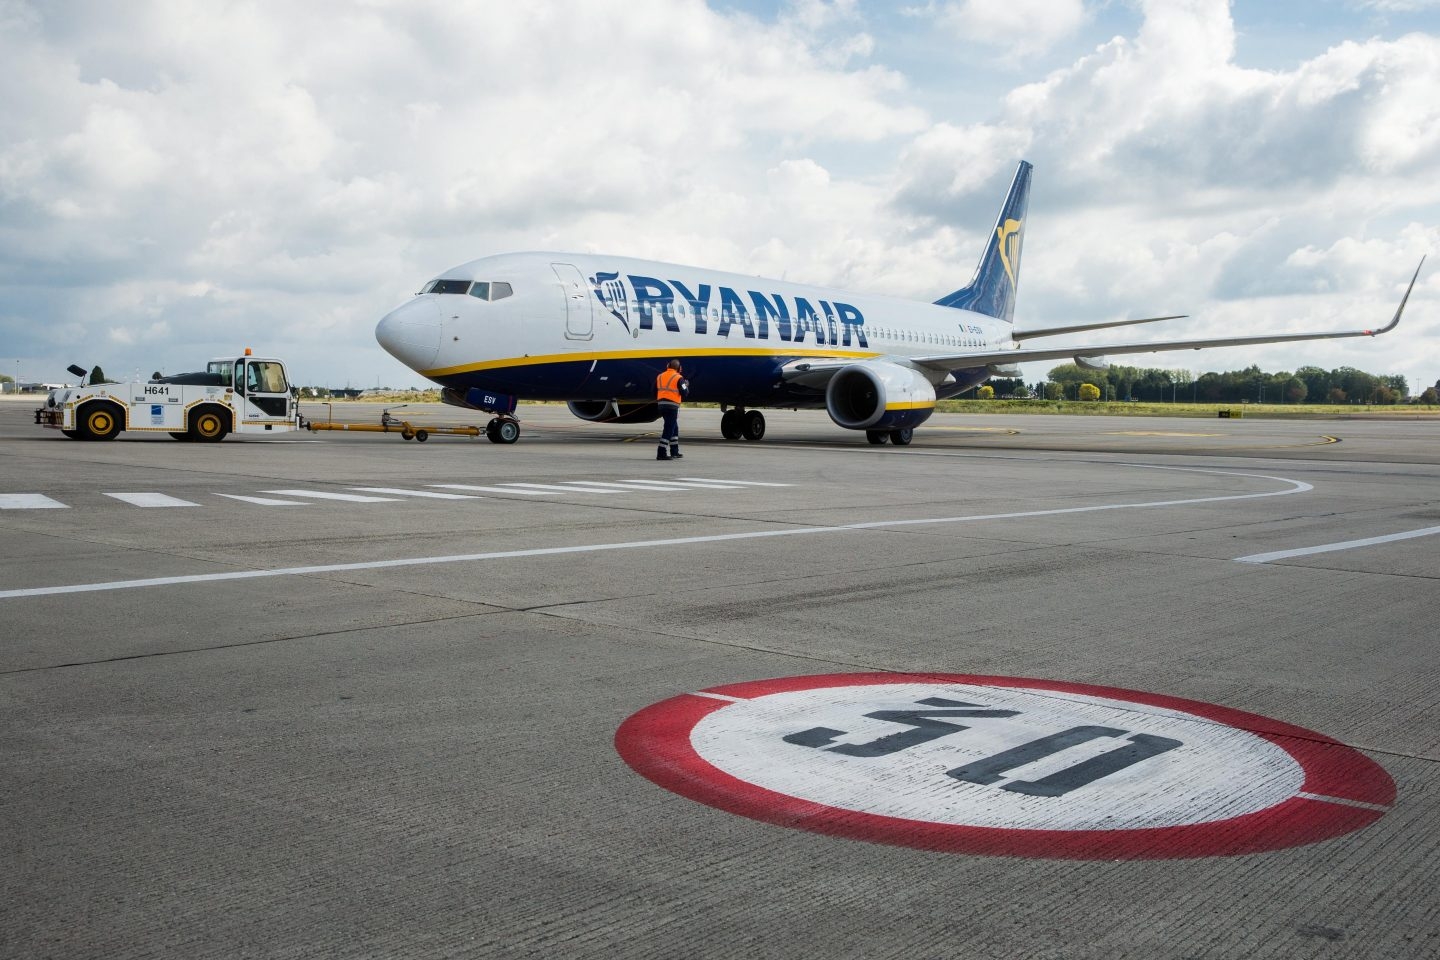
982,364,1436,404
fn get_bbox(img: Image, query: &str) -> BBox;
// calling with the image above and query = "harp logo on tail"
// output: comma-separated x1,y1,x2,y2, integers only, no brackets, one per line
997,218,1022,289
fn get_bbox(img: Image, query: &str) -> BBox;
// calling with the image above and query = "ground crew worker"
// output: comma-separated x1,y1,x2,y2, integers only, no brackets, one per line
655,359,686,460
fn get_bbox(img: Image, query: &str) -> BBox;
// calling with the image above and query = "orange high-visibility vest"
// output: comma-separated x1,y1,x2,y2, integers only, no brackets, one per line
656,369,683,404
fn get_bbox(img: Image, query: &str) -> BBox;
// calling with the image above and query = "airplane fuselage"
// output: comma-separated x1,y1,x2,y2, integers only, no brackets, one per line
377,252,1005,409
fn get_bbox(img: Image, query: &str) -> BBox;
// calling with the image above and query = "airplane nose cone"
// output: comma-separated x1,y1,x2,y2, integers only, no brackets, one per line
376,299,442,371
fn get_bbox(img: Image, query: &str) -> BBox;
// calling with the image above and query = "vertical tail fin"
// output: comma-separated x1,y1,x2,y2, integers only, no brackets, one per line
933,160,1032,323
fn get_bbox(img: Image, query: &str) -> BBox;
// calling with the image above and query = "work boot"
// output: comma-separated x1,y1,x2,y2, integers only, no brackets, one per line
656,445,670,461
670,445,683,459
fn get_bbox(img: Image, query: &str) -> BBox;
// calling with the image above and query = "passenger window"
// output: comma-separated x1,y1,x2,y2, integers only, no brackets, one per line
469,282,491,301
491,282,513,300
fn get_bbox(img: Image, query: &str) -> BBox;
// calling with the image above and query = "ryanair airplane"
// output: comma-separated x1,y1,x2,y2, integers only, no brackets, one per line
376,161,1420,445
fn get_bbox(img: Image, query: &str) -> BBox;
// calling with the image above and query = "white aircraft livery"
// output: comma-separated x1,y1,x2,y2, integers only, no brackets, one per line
376,161,1421,445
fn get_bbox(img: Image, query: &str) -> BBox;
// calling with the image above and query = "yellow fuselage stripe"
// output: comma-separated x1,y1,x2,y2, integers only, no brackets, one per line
424,346,881,378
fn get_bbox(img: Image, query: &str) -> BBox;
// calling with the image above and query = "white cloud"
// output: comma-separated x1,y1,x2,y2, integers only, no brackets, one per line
930,0,1090,58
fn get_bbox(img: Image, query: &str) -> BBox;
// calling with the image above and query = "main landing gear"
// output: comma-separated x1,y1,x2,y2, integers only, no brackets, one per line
720,407,766,441
865,427,914,446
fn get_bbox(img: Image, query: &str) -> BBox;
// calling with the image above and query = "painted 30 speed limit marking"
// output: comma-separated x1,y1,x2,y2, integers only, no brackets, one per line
615,673,1394,859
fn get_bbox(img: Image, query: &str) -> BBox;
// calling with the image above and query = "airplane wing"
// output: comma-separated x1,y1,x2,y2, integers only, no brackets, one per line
1011,315,1186,341
910,258,1422,374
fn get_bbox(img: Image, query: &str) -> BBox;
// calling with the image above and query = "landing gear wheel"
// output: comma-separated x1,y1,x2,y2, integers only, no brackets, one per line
720,409,743,440
414,429,429,442
741,410,766,441
889,427,914,446
487,418,520,444
866,430,889,445
188,408,229,442
79,404,123,441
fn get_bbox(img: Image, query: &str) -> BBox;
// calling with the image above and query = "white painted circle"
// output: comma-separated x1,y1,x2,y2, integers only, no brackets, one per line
691,682,1300,830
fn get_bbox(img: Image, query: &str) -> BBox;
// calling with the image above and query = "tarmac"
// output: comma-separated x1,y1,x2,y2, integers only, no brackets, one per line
2,397,1436,959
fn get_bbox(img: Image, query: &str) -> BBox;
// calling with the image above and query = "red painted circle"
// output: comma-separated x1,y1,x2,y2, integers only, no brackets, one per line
614,673,1394,860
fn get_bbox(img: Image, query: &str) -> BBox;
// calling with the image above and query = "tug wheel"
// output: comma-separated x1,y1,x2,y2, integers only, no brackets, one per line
79,403,123,441
188,407,230,442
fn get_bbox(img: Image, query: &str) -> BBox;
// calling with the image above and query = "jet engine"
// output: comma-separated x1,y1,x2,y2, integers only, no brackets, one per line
566,400,661,424
825,361,936,431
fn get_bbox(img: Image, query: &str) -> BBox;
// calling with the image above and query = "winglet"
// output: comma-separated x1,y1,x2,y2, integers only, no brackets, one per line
1367,256,1425,336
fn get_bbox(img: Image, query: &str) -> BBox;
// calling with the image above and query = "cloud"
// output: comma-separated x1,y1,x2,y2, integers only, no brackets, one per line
922,0,1090,58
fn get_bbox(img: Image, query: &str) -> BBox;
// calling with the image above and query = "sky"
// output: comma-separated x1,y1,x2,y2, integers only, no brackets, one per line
2,0,1438,392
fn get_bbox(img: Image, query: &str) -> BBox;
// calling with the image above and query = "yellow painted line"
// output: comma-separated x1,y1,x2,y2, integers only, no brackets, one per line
424,346,881,377
1104,431,1223,437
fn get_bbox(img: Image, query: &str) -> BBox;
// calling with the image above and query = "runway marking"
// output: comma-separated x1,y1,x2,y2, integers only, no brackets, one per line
1106,431,1222,438
679,478,792,487
620,674,1394,859
500,482,624,494
260,489,402,503
430,484,559,496
216,494,309,506
0,467,1310,601
555,480,695,491
1297,792,1391,812
1234,524,1440,564
618,479,749,490
103,493,199,508
350,487,481,500
0,494,68,510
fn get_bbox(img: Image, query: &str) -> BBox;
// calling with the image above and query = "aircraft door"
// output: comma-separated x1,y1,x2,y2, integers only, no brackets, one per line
552,263,593,341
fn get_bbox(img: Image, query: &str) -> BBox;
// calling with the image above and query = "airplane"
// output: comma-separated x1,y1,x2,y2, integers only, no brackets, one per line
375,161,1422,445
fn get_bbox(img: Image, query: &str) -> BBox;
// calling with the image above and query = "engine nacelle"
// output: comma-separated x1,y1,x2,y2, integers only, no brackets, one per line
825,361,937,432
566,400,661,424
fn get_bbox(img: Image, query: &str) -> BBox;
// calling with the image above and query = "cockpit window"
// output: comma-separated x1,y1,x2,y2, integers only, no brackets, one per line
424,279,472,295
423,278,514,300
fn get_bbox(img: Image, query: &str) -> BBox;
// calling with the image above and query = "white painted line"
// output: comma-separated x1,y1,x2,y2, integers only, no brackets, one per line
690,691,746,703
1234,524,1440,564
1298,791,1391,812
0,494,68,510
554,480,688,491
678,477,791,487
430,484,558,496
215,494,309,506
261,489,401,503
351,487,481,500
501,482,623,494
104,493,200,508
0,466,1311,601
613,479,746,490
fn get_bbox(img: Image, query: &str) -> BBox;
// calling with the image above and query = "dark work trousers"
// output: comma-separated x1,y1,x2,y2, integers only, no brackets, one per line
657,401,680,458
